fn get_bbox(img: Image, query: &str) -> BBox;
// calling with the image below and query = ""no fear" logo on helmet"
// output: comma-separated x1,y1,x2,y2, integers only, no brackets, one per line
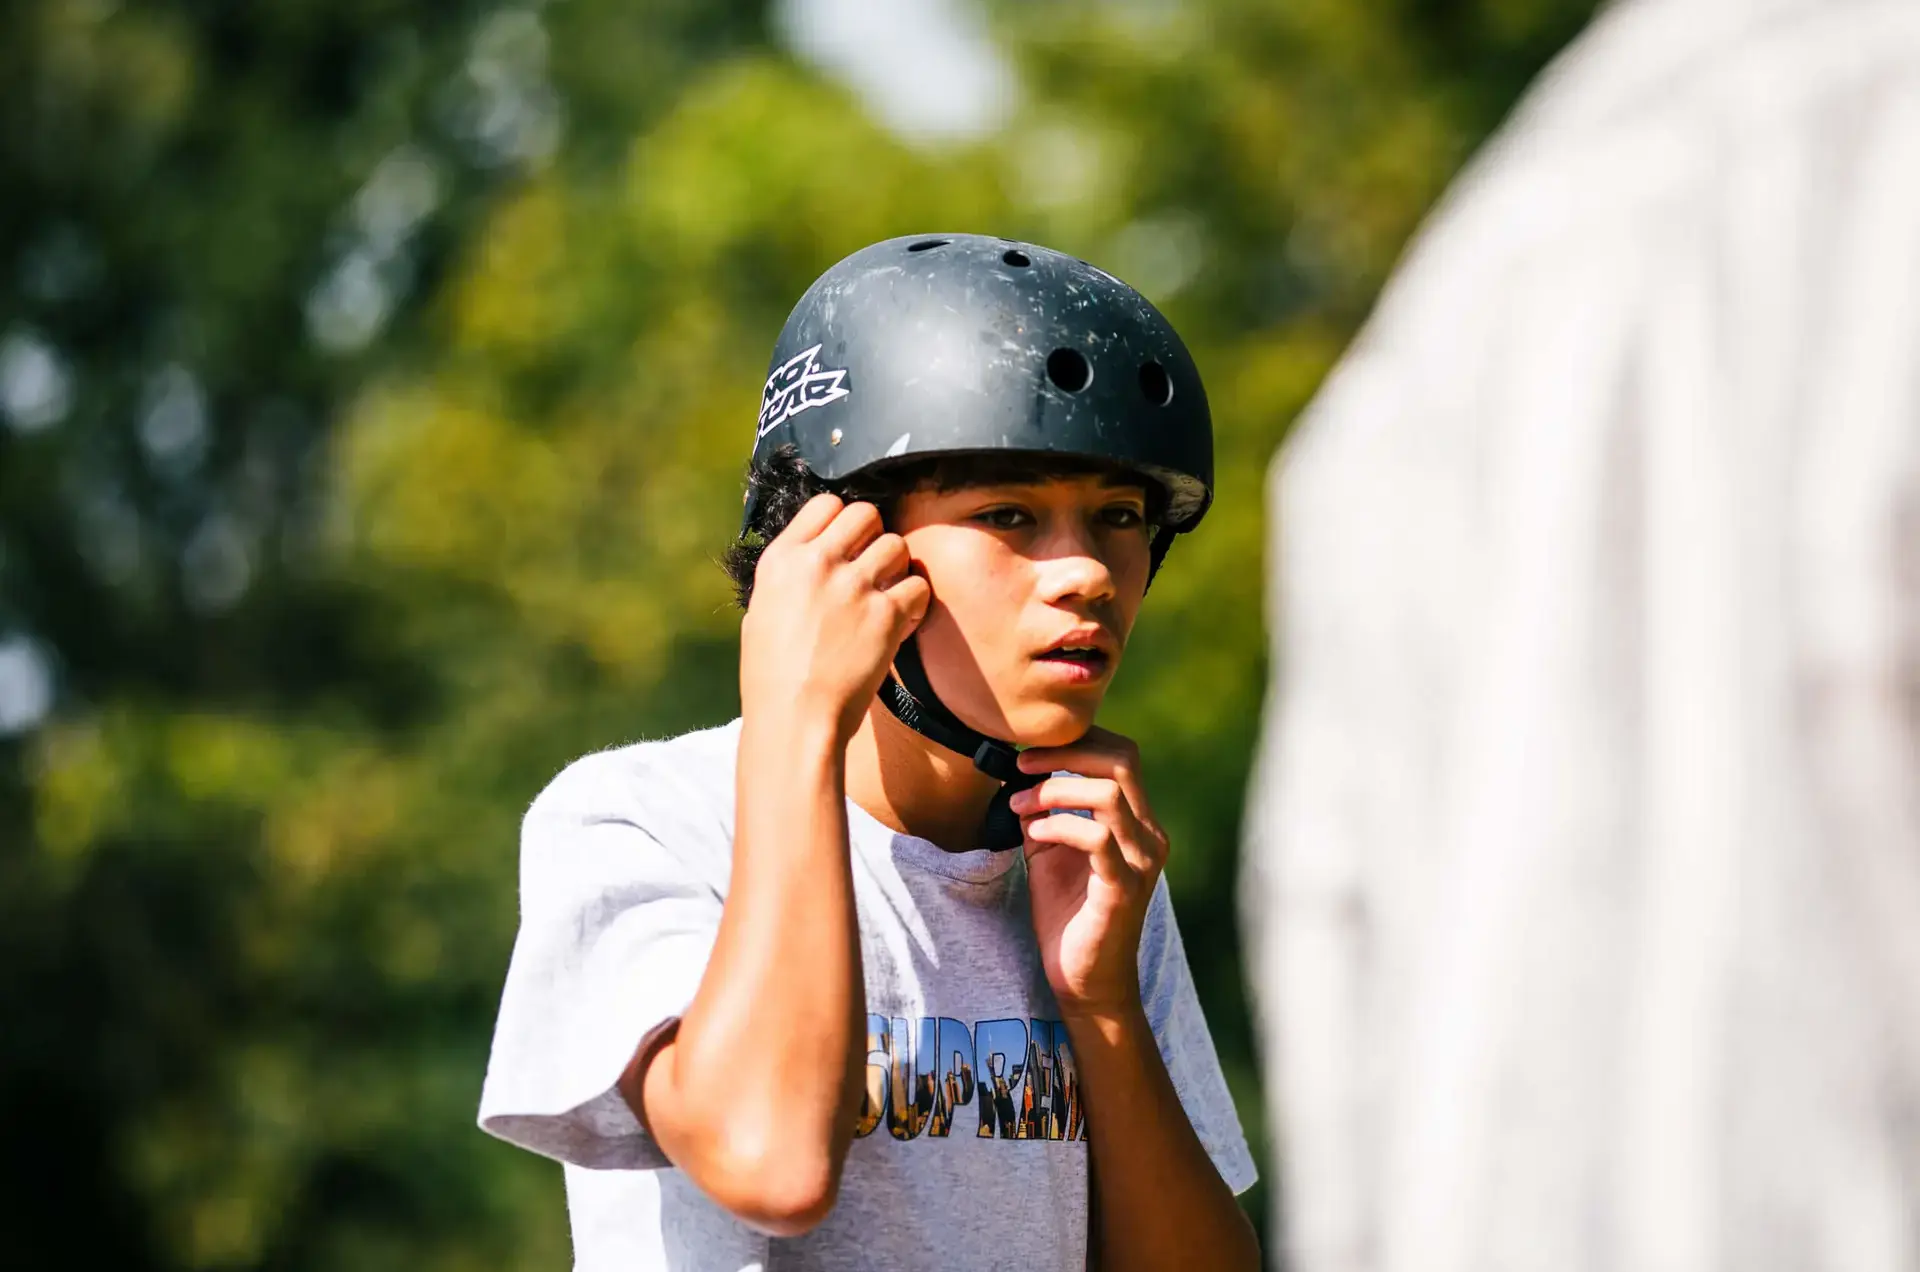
758,344,851,439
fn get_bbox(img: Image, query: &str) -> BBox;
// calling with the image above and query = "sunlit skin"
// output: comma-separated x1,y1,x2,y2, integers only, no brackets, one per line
897,473,1150,745
844,473,1152,852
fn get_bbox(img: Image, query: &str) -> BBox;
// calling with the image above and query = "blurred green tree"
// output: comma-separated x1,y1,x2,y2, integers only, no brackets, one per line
3,0,1594,1267
2,2,768,1267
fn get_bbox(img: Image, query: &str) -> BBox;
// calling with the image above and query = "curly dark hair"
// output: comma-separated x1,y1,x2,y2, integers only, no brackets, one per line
721,444,1169,608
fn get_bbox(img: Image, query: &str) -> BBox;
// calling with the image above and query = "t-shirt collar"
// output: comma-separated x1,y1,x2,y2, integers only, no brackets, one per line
844,795,1022,885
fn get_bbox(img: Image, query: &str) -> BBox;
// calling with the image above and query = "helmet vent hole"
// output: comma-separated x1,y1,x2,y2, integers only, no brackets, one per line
1002,249,1031,268
907,238,950,252
1139,361,1174,406
1047,348,1093,394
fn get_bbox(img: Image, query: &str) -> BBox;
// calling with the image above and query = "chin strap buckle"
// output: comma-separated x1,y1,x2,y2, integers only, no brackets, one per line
970,738,1022,783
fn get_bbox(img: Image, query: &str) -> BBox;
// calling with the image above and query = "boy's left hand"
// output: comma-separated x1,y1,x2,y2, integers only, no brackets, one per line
1007,728,1166,1019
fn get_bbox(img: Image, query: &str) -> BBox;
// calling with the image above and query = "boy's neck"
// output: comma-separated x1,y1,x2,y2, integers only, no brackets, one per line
844,700,1004,853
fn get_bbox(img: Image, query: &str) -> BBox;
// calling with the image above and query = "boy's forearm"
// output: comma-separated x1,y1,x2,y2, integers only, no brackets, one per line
1066,1005,1260,1272
625,705,864,1234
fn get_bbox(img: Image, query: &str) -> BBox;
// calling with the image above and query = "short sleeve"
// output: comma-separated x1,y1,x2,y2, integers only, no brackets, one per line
478,754,725,1171
1137,876,1260,1195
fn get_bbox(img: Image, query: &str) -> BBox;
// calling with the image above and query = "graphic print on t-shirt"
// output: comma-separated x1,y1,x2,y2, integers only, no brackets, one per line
855,1015,1087,1142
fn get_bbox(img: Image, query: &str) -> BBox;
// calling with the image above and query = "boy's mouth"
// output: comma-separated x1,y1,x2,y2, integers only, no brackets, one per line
1035,646,1110,670
1033,627,1117,680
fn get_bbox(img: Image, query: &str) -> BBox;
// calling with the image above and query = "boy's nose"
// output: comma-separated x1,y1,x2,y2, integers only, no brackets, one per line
1034,531,1118,606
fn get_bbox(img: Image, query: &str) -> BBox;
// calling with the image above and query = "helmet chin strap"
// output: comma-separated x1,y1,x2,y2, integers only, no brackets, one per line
873,526,1179,852
877,637,1037,851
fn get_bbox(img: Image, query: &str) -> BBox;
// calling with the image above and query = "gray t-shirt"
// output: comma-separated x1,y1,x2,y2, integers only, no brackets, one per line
480,718,1256,1271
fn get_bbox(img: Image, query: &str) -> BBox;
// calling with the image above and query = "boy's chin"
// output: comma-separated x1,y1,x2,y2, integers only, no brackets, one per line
1003,701,1101,750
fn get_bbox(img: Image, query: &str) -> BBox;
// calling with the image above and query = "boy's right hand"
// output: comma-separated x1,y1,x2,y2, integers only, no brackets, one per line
740,493,932,744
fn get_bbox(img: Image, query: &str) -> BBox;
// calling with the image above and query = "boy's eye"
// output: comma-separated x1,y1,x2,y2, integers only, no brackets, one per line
1100,505,1146,529
974,507,1033,530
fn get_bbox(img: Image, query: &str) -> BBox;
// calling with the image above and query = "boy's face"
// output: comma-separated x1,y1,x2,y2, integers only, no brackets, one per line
892,472,1153,749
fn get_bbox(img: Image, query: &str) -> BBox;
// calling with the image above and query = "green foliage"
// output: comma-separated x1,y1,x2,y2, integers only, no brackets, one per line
2,0,1595,1266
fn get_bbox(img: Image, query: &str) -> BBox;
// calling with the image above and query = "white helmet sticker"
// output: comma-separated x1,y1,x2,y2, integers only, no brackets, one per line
757,344,850,439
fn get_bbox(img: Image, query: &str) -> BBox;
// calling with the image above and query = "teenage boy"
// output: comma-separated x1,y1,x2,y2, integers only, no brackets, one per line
480,234,1258,1270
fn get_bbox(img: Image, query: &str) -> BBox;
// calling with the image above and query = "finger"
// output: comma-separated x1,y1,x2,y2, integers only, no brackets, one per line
1008,776,1124,821
855,532,911,589
1011,777,1161,872
884,574,931,635
815,499,885,561
779,492,845,543
1016,726,1134,775
1022,811,1133,886
1016,730,1152,825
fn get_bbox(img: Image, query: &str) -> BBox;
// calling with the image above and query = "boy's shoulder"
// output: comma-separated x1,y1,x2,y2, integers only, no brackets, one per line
524,716,744,843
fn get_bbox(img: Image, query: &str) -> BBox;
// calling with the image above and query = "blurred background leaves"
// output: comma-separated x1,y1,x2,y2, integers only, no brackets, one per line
0,0,1594,1266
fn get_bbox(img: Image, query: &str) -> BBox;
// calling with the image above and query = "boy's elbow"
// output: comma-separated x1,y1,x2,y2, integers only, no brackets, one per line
638,1044,847,1234
730,1175,840,1237
705,1132,843,1237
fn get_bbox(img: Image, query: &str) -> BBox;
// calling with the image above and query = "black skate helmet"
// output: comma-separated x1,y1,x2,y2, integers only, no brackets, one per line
746,233,1214,846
